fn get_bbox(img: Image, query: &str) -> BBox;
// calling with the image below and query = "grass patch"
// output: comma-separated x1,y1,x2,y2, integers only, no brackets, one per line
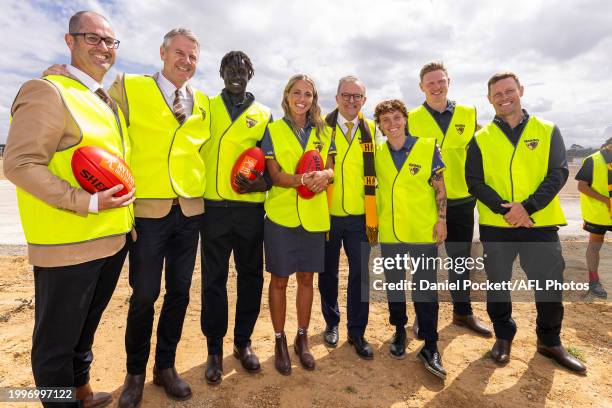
344,385,357,394
566,346,585,362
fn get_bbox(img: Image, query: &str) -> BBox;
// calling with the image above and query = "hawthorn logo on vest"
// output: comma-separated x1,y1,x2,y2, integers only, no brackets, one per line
525,139,540,150
199,106,207,121
313,139,323,152
408,163,421,175
455,124,465,135
246,116,258,128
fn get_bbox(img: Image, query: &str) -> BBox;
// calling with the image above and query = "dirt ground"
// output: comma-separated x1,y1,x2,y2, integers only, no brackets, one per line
0,162,611,407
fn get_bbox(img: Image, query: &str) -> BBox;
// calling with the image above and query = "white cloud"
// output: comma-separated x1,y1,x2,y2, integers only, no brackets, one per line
1,0,611,148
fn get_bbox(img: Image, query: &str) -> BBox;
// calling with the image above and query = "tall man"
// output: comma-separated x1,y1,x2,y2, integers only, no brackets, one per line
319,76,377,358
200,51,272,385
5,11,134,408
407,62,491,338
466,72,586,374
108,29,210,406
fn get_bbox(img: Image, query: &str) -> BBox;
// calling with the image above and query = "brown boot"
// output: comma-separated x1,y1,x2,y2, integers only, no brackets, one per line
153,366,192,400
274,333,291,375
75,383,112,408
452,313,493,337
537,340,587,375
294,329,315,370
117,374,145,408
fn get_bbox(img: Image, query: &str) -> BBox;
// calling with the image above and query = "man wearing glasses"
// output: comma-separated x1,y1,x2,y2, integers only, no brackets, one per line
319,76,377,359
44,27,211,406
5,11,134,408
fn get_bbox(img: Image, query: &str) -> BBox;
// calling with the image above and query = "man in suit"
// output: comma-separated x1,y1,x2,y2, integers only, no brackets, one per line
319,75,377,359
107,29,210,407
5,10,134,408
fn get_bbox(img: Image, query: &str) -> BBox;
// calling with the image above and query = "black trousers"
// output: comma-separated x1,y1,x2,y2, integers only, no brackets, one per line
319,215,370,337
480,226,564,346
381,243,439,342
200,205,264,355
125,206,201,374
445,200,476,316
32,237,129,408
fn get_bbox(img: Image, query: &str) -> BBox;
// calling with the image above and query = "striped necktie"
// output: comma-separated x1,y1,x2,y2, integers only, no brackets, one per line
173,89,187,124
95,88,115,113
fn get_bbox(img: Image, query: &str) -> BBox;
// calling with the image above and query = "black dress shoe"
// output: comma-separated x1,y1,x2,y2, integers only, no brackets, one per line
153,366,192,401
417,346,447,380
323,325,339,347
490,339,512,365
452,313,493,337
537,340,587,374
390,327,407,359
205,354,223,385
233,344,261,373
118,373,145,408
347,334,374,360
412,320,424,340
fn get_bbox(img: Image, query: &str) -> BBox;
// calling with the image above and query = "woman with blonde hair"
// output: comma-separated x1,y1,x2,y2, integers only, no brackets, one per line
261,74,335,374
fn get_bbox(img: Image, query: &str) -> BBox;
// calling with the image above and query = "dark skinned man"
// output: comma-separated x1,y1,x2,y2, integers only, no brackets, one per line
200,51,272,385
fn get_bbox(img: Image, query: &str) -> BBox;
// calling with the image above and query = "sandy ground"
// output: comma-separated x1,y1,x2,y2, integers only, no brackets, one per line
0,161,611,407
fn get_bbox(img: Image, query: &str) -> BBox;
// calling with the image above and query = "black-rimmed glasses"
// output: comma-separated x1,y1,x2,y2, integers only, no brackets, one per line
70,32,120,49
340,93,364,102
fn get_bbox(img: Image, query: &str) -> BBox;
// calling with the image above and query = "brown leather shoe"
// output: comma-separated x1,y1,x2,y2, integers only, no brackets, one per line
274,333,291,375
537,341,587,375
205,354,223,385
490,339,512,365
294,330,315,370
153,366,192,400
413,320,424,340
453,313,493,337
233,344,261,373
118,373,145,408
75,383,112,408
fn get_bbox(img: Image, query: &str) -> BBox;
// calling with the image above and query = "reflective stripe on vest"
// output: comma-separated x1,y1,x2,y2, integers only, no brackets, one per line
264,119,332,232
474,116,566,227
123,74,210,199
408,104,475,200
375,138,437,243
16,75,133,245
203,95,271,202
329,119,376,216
580,151,612,226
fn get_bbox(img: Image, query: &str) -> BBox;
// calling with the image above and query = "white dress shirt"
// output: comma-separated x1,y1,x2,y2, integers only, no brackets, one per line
337,112,359,141
156,72,194,116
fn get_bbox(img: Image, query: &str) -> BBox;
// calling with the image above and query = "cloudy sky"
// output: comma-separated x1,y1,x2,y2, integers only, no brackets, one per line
1,0,611,147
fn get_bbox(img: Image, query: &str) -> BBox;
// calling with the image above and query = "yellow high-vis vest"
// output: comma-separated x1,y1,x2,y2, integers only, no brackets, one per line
123,74,210,199
202,94,271,202
474,116,566,227
329,119,376,216
408,103,475,200
580,151,612,226
264,119,333,232
375,137,438,244
15,75,133,245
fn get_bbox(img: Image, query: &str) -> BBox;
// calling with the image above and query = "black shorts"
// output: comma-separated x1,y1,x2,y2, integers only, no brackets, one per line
583,221,612,235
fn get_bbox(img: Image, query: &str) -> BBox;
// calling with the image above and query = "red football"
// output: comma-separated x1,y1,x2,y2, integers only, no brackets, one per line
231,147,265,193
295,150,324,199
71,146,135,197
